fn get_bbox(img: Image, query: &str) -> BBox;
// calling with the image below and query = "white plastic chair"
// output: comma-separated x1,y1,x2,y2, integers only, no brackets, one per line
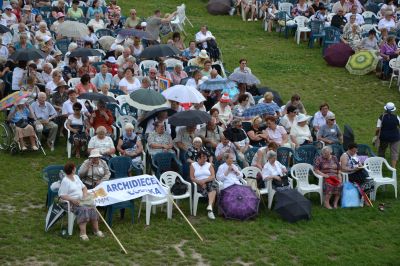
160,171,192,215
192,179,222,216
388,58,400,88
241,166,268,197
164,58,183,69
290,163,323,205
116,115,136,135
362,11,379,20
364,157,397,200
278,2,293,18
294,16,310,45
170,4,193,34
138,60,159,76
266,176,293,209
67,78,81,89
59,199,76,235
64,121,72,159
137,183,172,225
360,24,379,35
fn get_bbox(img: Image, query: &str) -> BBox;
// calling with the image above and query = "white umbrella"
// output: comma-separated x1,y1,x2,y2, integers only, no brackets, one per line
98,36,115,51
162,85,206,103
57,21,89,38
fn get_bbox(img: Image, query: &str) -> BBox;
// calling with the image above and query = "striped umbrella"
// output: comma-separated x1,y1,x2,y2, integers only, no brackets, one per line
0,91,30,111
241,103,276,118
345,50,379,75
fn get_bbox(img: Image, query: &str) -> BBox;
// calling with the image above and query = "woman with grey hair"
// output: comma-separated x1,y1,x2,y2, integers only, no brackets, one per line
117,122,143,174
216,152,242,189
261,150,289,190
87,125,116,161
314,145,342,209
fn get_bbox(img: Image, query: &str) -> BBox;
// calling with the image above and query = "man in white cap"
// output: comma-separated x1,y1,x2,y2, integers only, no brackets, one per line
2,5,17,26
375,102,400,167
30,92,59,151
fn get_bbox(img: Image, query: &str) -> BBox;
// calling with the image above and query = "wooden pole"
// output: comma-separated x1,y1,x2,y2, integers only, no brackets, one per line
96,208,128,254
170,198,204,242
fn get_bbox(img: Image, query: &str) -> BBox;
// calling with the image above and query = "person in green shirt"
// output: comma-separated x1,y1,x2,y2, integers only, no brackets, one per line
67,0,84,20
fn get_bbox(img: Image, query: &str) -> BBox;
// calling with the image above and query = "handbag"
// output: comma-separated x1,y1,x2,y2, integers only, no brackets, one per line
341,182,360,208
171,179,187,195
325,176,341,187
15,118,29,128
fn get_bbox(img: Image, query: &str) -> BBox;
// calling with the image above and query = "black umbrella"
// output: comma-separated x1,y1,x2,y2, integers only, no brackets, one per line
45,202,65,232
257,87,283,106
140,44,181,59
169,110,211,127
10,48,46,61
78,92,117,103
138,107,176,128
129,89,166,111
207,0,232,15
274,189,311,223
117,29,153,39
0,24,10,34
343,124,354,151
223,127,247,142
69,48,103,57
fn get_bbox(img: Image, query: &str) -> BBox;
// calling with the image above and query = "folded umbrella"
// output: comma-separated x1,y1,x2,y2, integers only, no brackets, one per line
162,85,206,103
274,189,311,223
229,71,260,85
169,110,211,127
45,202,65,232
343,124,354,150
198,77,236,91
57,21,89,38
9,48,47,61
223,127,247,142
0,91,30,111
69,48,103,57
129,89,167,111
219,184,260,221
140,44,181,59
242,103,277,118
324,42,354,67
117,29,153,39
78,92,117,103
138,107,176,128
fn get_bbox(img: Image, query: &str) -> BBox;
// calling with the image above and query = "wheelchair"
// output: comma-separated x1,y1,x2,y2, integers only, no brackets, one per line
0,120,46,155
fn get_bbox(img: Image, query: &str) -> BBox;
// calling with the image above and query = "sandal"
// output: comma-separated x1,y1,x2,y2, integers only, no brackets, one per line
80,234,89,241
94,231,104,237
378,203,385,211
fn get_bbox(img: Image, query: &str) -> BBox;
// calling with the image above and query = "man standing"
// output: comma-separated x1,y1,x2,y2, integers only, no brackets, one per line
30,92,59,151
145,9,177,44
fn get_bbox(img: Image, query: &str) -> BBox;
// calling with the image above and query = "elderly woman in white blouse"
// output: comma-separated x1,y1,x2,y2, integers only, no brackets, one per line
290,113,313,148
216,153,243,189
262,150,289,190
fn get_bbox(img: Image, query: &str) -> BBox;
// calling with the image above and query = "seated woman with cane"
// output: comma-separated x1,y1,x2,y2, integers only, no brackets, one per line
190,150,218,220
78,149,111,189
58,162,104,241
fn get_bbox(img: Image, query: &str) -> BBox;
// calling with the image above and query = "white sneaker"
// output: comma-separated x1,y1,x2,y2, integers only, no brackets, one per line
94,231,104,237
32,146,38,151
247,18,252,21
206,205,212,211
254,18,258,21
207,211,215,220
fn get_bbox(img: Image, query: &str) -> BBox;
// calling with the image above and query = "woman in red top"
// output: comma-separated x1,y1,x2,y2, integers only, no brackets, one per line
89,100,114,134
75,74,97,95
78,57,97,78
105,57,118,76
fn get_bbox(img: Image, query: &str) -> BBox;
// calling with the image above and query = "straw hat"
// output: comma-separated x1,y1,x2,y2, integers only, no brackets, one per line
297,113,311,123
198,49,209,59
89,149,102,158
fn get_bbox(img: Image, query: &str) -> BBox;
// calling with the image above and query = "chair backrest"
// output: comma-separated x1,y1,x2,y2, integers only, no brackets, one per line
95,28,114,38
139,60,159,76
365,4,380,14
279,2,293,14
310,20,324,34
55,39,70,56
160,171,183,187
294,16,308,27
39,6,52,18
109,88,125,96
357,144,375,157
117,115,136,129
67,77,81,89
290,163,313,187
294,145,318,164
328,144,344,161
277,147,293,168
245,147,260,165
43,165,64,187
106,102,121,119
108,156,132,179
323,26,341,42
241,166,261,179
153,152,176,174
362,11,377,19
364,157,386,178
389,58,399,70
164,58,183,69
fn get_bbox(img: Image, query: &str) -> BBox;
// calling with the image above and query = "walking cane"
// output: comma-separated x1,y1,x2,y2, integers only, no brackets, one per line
96,208,128,254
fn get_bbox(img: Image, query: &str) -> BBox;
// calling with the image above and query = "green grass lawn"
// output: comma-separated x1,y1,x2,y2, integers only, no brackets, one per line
1,0,400,265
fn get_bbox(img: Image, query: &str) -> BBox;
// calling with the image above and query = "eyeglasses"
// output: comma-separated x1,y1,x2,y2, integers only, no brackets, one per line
329,119,335,121
73,108,80,111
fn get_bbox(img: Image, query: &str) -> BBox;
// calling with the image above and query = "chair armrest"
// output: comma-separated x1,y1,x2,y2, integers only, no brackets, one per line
151,157,159,171
172,155,183,173
216,180,223,192
383,160,396,172
288,177,294,189
59,198,72,211
312,170,324,186
239,177,247,185
340,172,349,183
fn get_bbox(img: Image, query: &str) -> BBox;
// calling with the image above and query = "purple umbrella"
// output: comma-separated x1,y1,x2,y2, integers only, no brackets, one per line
219,184,260,221
323,42,354,67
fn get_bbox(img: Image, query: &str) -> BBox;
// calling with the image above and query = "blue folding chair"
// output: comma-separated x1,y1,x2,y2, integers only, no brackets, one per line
277,147,293,170
108,156,131,179
56,39,70,56
322,26,341,55
43,165,64,208
357,144,376,157
308,20,325,48
328,143,345,161
151,152,183,179
293,144,318,165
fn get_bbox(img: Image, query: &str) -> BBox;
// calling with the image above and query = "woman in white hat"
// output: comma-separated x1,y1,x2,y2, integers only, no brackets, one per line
7,98,38,151
117,123,144,174
193,49,210,67
375,102,400,167
290,113,313,148
211,93,233,127
78,149,111,188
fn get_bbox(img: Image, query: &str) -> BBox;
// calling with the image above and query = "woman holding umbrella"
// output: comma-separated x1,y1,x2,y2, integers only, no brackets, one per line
190,150,218,220
119,67,141,94
216,153,243,190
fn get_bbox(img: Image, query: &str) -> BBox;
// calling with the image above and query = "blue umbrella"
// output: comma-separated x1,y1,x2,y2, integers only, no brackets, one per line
242,103,276,118
222,86,239,99
198,78,236,91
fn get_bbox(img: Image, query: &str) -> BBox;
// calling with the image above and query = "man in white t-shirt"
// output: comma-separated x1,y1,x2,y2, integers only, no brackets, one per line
62,90,88,117
195,25,216,49
313,102,334,132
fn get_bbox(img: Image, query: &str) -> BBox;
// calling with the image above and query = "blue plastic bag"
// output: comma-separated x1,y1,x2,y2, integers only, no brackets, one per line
341,182,361,208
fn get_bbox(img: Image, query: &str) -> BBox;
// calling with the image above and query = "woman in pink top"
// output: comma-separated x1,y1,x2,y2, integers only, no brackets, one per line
75,74,97,95
264,117,289,147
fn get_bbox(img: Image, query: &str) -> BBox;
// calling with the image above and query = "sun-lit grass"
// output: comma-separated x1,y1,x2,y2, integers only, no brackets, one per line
1,0,400,265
